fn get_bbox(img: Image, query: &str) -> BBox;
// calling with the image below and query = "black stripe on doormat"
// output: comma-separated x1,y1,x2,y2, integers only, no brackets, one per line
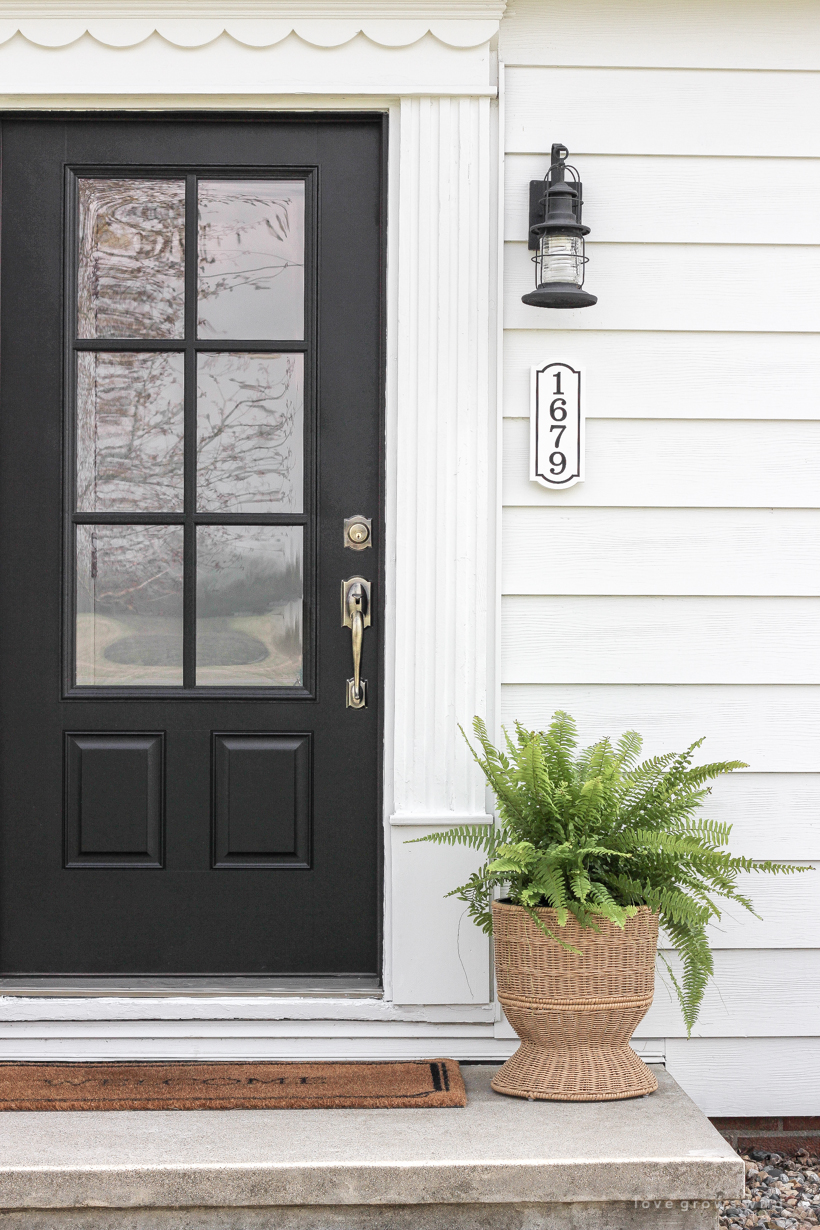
429,1062,451,1093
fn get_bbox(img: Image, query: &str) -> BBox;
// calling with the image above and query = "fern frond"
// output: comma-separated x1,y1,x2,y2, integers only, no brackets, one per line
614,729,643,772
522,904,581,953
406,823,499,855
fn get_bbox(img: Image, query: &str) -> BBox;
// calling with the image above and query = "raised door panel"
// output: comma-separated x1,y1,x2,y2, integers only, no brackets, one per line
64,733,163,867
212,733,311,867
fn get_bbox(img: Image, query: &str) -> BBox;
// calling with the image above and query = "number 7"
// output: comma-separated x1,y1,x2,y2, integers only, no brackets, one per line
550,424,566,448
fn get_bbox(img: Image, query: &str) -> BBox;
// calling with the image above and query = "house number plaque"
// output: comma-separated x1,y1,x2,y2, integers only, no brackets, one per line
530,362,584,489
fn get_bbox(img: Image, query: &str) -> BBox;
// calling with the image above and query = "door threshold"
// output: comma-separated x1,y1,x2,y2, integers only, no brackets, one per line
0,976,383,999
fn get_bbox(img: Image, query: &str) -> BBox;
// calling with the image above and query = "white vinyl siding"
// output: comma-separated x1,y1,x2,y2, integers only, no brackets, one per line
506,244,820,332
505,155,820,246
504,65,820,156
503,331,820,420
502,509,820,596
499,0,820,1115
503,419,820,508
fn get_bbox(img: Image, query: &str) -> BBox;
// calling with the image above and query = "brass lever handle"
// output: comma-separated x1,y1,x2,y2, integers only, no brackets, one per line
341,577,372,709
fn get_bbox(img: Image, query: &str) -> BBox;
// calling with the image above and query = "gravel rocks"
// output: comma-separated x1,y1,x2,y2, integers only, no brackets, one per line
720,1151,820,1230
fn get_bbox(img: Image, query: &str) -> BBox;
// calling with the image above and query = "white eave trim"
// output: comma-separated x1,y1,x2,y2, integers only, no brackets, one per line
0,0,505,12
0,15,502,49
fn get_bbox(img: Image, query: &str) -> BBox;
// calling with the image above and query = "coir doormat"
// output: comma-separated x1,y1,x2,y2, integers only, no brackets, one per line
0,1059,466,1111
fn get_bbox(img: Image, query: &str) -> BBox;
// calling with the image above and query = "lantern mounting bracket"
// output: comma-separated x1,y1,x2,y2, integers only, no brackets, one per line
528,142,585,250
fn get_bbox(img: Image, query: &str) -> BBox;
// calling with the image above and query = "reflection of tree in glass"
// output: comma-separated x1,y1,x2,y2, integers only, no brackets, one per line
197,559,302,617
197,526,303,674
197,353,303,513
197,181,305,339
197,526,301,612
76,526,184,683
77,179,185,339
198,184,302,300
77,525,183,619
77,352,185,512
198,552,303,665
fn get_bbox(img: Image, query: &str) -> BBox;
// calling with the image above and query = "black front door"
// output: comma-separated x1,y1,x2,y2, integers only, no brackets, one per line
0,115,384,977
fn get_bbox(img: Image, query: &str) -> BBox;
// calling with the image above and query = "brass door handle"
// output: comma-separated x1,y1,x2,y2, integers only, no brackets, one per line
342,577,371,709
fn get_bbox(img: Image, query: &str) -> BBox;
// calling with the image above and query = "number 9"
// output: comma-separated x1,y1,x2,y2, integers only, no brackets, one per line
550,452,566,475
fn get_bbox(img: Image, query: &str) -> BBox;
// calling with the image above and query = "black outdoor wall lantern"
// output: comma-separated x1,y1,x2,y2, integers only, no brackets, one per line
522,142,597,309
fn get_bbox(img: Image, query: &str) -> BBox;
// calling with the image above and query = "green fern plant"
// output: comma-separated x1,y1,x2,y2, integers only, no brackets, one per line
410,712,811,1033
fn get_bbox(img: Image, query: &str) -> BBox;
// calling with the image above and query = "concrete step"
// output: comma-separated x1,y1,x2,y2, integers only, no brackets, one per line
0,1064,744,1229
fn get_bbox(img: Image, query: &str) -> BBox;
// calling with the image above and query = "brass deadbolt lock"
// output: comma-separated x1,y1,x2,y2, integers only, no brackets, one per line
344,515,372,550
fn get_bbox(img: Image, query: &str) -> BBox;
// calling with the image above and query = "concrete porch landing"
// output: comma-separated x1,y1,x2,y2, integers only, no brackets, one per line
0,1065,744,1229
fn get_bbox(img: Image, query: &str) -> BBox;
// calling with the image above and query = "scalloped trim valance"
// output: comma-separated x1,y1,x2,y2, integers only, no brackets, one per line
0,16,501,49
0,0,505,9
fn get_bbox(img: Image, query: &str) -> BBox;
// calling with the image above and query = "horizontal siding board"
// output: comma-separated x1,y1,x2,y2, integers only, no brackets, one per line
499,684,820,771
501,508,820,596
501,595,820,684
505,155,820,246
502,419,820,509
498,0,820,71
505,66,820,157
636,950,820,1037
700,868,819,949
503,331,820,421
704,774,820,860
666,1038,820,1115
496,951,817,1037
505,241,820,333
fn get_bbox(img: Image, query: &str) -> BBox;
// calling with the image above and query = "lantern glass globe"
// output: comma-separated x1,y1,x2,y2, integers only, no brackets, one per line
537,233,584,286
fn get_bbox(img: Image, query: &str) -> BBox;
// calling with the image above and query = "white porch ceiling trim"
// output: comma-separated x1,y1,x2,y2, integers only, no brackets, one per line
0,16,501,49
0,0,505,13
0,26,497,98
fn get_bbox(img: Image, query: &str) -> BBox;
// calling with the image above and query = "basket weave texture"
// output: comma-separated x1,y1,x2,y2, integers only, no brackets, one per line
492,901,660,1103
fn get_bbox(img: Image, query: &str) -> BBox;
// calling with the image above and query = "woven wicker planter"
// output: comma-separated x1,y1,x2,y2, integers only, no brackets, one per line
491,901,660,1102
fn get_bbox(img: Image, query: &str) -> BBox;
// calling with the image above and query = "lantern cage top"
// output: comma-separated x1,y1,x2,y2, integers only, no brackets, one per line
522,142,598,310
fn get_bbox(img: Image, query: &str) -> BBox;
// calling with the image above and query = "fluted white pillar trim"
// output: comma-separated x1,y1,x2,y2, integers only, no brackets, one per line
387,96,497,1003
392,94,494,824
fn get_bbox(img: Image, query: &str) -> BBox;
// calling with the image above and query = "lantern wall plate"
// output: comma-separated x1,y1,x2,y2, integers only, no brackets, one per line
530,362,584,490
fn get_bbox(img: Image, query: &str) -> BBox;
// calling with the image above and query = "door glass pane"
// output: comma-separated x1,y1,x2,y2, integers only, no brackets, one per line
77,179,185,339
196,526,302,686
76,524,184,686
197,352,303,513
197,180,305,340
77,352,185,512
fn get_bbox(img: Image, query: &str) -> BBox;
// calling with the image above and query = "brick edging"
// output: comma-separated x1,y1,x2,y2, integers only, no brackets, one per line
711,1118,820,1157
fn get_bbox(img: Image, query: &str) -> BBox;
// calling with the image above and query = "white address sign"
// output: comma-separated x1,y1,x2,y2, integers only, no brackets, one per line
530,362,584,489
